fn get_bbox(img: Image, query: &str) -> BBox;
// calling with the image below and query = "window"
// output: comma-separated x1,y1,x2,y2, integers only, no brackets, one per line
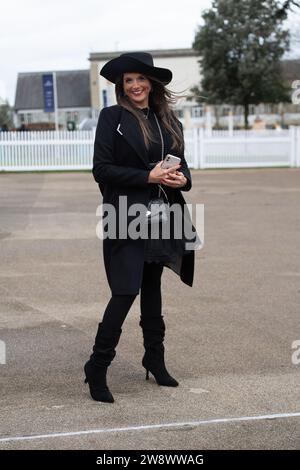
191,106,204,118
66,111,79,122
20,113,32,124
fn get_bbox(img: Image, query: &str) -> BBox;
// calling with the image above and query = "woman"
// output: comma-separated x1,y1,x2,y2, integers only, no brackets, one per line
84,52,197,403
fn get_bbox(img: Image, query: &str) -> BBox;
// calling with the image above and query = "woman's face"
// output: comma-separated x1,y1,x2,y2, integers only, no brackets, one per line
123,72,152,108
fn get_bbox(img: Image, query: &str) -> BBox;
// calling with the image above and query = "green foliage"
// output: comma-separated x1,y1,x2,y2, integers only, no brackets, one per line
192,0,297,126
0,101,13,130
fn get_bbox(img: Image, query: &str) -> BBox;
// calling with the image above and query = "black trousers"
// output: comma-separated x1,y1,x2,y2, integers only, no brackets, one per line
101,262,164,331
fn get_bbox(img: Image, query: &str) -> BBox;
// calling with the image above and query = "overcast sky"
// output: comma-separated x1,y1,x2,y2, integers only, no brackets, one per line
0,0,211,104
1,0,299,105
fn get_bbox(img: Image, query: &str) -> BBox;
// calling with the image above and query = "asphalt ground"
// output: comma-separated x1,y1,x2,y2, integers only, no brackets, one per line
0,168,299,450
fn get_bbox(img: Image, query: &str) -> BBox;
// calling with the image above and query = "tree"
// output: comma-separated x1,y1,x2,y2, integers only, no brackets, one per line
0,100,13,130
192,0,299,128
275,0,300,18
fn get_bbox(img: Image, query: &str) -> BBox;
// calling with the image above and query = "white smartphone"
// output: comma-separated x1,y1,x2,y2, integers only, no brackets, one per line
161,154,181,169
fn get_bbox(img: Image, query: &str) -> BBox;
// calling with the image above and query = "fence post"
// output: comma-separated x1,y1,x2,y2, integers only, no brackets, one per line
193,127,199,169
228,109,234,137
205,106,212,137
290,126,296,167
199,127,205,169
296,127,300,168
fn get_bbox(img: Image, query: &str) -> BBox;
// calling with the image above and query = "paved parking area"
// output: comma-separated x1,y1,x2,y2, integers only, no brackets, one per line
0,168,299,449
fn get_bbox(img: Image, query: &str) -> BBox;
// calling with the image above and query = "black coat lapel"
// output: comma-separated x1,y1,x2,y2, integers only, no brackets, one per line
117,108,149,169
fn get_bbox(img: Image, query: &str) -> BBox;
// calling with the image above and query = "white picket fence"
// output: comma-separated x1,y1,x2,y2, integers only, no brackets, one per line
0,127,300,171
0,130,94,171
183,127,300,169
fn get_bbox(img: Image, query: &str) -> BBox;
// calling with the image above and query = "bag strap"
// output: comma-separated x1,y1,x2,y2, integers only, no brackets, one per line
158,184,169,203
153,112,165,199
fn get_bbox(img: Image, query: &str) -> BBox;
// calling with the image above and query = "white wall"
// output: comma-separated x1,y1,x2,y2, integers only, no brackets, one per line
97,55,201,109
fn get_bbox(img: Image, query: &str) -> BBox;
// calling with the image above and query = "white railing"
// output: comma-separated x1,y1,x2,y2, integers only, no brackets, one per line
0,130,94,171
183,127,300,169
0,127,300,171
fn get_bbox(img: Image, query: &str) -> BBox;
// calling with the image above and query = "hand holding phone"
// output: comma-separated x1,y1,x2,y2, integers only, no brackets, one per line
148,155,181,184
161,154,181,169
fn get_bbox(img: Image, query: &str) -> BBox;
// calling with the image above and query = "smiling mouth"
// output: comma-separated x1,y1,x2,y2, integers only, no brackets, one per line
131,91,143,96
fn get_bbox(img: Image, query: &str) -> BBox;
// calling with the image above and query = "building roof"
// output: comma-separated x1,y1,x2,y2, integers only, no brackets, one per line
14,70,91,111
89,48,199,61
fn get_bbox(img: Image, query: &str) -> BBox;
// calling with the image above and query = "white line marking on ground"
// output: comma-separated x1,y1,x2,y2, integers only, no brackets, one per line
189,388,210,394
0,411,299,443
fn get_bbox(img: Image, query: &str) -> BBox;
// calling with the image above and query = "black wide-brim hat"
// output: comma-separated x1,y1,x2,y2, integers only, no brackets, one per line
100,52,173,85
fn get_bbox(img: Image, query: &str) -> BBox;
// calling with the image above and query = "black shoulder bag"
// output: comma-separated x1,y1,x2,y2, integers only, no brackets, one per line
146,113,170,226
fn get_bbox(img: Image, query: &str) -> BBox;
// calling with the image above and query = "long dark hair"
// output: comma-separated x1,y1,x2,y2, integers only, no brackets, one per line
115,74,185,154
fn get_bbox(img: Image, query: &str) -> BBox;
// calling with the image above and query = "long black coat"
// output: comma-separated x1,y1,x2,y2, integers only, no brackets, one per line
93,104,195,295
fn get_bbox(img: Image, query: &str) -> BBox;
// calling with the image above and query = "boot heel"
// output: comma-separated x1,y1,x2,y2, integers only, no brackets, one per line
84,378,88,384
142,356,179,387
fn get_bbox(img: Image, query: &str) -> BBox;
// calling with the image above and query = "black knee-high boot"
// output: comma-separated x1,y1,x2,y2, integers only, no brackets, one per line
139,315,179,387
84,322,122,403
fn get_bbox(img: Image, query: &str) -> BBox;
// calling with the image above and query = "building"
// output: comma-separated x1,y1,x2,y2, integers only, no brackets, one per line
13,51,300,131
89,49,300,128
89,48,202,126
14,70,91,130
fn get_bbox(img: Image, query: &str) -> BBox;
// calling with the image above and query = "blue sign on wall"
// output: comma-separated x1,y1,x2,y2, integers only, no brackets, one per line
102,89,108,108
42,74,55,112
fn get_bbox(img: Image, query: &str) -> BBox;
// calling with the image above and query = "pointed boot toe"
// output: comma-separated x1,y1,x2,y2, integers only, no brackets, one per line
84,361,114,403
